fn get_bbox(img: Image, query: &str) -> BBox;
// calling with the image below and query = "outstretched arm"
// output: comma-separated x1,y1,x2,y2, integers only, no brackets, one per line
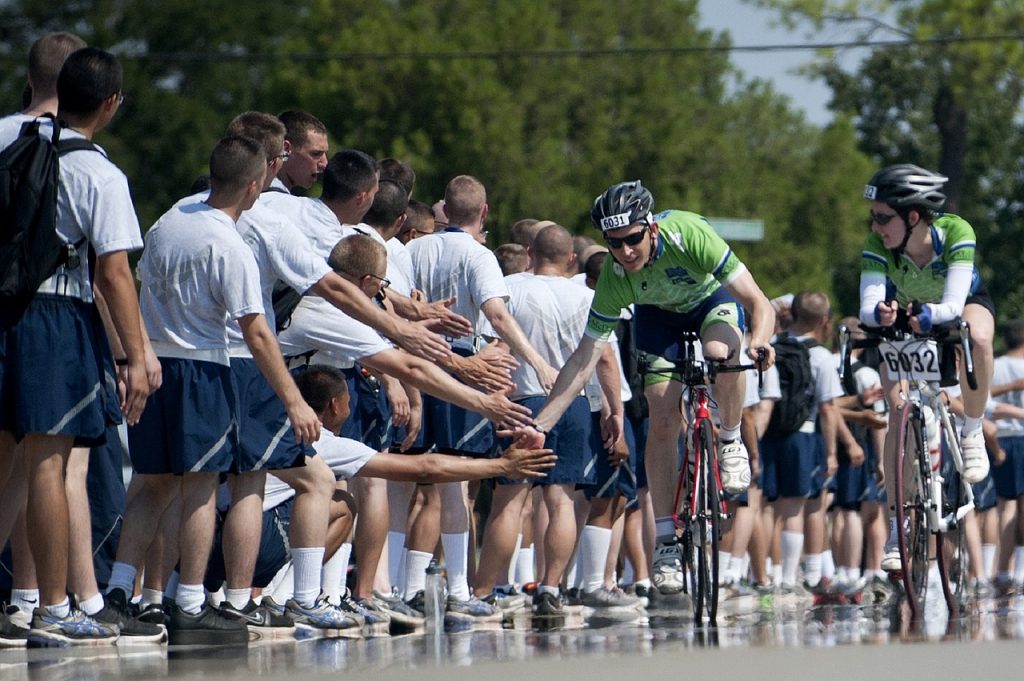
310,272,451,361
481,297,558,392
514,335,608,448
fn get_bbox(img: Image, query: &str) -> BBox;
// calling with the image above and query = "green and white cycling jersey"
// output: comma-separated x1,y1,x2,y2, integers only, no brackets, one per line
585,209,745,341
861,213,977,306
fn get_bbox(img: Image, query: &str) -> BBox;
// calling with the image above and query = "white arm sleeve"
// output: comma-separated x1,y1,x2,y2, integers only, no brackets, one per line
927,263,974,325
859,271,888,326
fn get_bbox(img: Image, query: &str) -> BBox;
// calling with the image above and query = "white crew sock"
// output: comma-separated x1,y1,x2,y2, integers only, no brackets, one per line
176,583,206,615
804,552,823,587
441,532,470,601
321,542,352,603
10,588,39,615
982,543,997,579
225,588,251,609
579,525,613,593
515,545,536,585
781,531,803,586
292,546,326,607
79,592,104,616
140,588,163,608
1014,546,1024,584
821,549,835,580
507,533,523,586
404,549,434,597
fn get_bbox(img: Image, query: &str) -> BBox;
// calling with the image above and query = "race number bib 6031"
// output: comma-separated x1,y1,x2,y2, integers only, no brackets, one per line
880,339,941,382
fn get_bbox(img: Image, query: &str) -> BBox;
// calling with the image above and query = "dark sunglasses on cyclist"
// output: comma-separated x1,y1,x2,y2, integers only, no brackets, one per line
604,226,648,249
870,210,899,226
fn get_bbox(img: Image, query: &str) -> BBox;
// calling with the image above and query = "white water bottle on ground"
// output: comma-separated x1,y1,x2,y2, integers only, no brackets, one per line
424,559,446,635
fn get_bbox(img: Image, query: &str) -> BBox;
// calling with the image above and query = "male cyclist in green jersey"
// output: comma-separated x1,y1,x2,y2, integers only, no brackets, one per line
512,180,777,596
859,164,995,570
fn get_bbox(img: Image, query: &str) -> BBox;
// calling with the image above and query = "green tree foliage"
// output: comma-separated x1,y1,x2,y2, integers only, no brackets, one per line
0,0,872,307
753,0,1024,319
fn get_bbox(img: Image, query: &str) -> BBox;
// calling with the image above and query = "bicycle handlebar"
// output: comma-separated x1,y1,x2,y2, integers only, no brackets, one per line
838,310,976,390
637,331,765,390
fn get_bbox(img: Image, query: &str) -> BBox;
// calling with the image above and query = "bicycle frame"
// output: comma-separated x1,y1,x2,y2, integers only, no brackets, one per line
672,384,727,529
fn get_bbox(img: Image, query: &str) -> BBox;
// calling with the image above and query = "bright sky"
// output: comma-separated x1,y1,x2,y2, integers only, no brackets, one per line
697,0,836,125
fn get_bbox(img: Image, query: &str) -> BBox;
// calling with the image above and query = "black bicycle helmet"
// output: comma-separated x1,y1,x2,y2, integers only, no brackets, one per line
591,180,654,232
863,164,947,211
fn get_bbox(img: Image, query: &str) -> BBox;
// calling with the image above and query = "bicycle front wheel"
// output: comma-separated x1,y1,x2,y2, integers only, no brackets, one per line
693,420,720,625
936,432,969,614
895,405,929,619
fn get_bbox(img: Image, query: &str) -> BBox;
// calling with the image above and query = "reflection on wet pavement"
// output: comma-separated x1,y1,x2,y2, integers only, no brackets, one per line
4,593,1024,680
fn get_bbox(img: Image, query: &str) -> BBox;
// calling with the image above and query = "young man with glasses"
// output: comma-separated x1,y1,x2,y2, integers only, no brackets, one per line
509,180,777,601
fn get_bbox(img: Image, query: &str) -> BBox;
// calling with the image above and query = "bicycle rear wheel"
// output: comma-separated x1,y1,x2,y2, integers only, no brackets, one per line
895,405,929,619
693,420,720,625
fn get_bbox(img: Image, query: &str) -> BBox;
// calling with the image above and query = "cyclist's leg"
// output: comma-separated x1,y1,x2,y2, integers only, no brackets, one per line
702,298,748,493
702,320,745,428
642,378,685,522
878,366,906,568
960,302,995,483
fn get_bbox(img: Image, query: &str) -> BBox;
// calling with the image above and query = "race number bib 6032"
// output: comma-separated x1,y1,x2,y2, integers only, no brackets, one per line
880,339,941,382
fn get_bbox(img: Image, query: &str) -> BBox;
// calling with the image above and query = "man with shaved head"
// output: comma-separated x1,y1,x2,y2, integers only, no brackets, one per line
472,224,628,619
406,175,557,620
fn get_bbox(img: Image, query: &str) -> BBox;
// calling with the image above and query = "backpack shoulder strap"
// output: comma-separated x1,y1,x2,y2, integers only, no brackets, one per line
56,138,102,157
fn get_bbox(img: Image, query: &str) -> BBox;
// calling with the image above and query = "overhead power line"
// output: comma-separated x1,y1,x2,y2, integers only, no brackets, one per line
125,33,1024,62
1,32,1021,64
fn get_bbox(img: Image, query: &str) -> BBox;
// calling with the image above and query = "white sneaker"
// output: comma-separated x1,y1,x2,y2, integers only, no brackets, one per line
651,543,684,595
719,440,751,494
881,540,902,572
960,430,990,484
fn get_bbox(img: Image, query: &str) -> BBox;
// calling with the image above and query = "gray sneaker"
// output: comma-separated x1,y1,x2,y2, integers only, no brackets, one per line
0,607,29,648
445,595,502,623
579,587,642,610
365,593,424,635
481,590,528,613
339,592,389,637
283,595,362,638
29,606,119,647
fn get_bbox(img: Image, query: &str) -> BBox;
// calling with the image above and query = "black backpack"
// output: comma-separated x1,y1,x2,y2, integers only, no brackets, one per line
765,333,820,438
0,119,96,319
272,281,303,332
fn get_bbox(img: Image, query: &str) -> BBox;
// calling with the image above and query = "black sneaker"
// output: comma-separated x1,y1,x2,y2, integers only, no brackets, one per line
564,587,583,607
405,590,425,616
137,602,169,627
532,591,565,618
168,603,248,646
220,599,294,641
94,589,167,645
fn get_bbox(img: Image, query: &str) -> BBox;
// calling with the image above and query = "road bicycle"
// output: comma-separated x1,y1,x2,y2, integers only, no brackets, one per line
839,315,976,619
640,333,762,625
